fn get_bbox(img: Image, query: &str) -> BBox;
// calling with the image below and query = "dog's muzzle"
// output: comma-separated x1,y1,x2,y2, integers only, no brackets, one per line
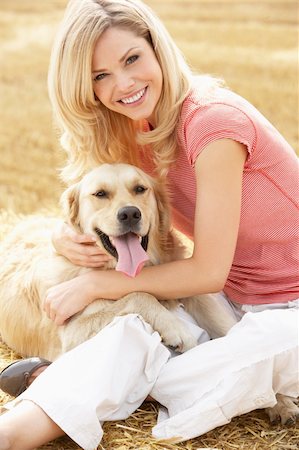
95,229,149,260
95,206,149,259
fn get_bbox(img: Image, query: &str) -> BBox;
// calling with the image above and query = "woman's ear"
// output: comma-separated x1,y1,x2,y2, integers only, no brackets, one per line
60,183,81,230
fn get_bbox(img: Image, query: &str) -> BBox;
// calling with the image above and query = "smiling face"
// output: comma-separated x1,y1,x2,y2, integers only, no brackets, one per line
92,27,163,127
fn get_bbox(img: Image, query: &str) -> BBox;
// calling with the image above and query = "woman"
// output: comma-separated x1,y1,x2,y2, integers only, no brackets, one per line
0,0,298,449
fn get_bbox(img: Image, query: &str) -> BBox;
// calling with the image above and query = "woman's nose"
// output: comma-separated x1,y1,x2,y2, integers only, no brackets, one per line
115,73,135,92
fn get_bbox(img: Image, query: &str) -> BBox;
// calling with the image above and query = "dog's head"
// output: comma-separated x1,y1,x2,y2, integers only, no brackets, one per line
61,163,172,276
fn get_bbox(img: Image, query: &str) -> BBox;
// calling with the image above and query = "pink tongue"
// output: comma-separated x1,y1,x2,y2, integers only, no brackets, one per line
113,232,149,277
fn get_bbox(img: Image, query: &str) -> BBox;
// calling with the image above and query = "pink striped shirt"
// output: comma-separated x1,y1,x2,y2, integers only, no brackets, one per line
143,79,299,305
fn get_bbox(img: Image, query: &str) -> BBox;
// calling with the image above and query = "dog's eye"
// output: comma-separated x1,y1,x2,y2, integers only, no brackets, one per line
134,185,147,194
93,190,108,198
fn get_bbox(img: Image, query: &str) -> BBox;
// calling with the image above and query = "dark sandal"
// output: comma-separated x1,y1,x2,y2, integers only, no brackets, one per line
0,357,51,397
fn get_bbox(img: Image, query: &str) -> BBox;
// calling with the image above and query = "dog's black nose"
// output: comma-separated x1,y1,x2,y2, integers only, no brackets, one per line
117,206,141,226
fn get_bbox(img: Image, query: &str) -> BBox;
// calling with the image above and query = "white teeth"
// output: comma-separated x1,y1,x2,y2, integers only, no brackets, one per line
120,88,145,104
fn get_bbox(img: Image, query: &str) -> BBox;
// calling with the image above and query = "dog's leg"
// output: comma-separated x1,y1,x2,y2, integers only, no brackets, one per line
115,293,198,352
265,394,299,425
62,293,197,353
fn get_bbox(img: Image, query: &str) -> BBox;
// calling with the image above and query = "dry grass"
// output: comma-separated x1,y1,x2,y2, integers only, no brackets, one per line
0,1,298,449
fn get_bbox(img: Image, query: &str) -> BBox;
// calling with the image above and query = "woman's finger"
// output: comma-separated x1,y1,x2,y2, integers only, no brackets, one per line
70,232,97,244
71,255,112,268
71,242,111,259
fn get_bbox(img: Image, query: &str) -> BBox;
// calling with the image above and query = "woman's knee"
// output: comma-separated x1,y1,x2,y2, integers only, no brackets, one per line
229,308,298,349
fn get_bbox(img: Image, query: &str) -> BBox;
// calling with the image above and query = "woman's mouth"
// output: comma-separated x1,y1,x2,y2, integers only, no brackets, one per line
118,87,147,105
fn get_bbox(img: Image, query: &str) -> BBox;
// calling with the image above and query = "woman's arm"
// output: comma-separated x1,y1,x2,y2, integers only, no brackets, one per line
44,139,247,324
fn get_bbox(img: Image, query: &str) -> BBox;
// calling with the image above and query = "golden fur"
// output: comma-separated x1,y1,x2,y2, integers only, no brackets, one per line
0,163,234,361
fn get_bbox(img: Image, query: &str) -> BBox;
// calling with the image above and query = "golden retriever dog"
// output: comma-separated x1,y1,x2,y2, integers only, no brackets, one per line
0,163,234,362
0,163,296,424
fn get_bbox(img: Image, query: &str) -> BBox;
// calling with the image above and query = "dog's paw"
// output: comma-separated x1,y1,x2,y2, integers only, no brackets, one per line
266,394,299,425
161,326,197,353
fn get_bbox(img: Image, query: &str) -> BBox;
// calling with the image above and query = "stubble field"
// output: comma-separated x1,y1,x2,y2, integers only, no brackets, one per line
0,1,298,449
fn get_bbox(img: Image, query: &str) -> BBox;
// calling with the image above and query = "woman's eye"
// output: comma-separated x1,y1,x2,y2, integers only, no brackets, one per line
134,185,147,194
93,190,108,198
94,73,107,82
126,55,139,65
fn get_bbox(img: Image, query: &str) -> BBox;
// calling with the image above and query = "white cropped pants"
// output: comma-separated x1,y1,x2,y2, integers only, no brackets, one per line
4,296,299,450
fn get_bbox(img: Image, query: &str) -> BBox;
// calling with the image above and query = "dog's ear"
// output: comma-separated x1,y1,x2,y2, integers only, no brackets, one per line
60,183,81,230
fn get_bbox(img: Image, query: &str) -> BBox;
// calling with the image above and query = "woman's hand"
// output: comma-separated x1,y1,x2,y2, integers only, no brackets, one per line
52,221,111,267
44,272,97,325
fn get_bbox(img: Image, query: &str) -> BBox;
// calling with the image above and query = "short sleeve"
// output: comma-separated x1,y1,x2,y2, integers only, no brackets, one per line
185,103,257,167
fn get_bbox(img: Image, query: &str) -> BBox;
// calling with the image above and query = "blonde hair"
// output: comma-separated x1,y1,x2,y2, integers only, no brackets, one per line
48,0,194,183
